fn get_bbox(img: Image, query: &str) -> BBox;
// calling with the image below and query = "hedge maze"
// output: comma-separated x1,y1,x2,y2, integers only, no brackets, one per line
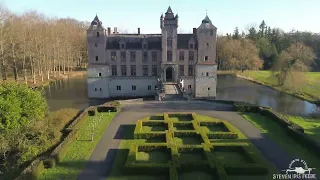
123,112,270,180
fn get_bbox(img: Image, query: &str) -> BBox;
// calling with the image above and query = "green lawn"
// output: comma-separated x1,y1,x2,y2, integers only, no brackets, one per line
38,112,116,180
238,70,320,102
107,114,277,180
240,113,320,175
284,115,320,142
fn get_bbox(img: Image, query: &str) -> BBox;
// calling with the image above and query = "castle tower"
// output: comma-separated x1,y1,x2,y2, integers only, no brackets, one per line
194,14,218,98
87,15,107,64
161,6,179,82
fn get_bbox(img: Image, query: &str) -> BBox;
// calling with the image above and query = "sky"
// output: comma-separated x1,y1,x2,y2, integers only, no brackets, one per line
1,0,319,35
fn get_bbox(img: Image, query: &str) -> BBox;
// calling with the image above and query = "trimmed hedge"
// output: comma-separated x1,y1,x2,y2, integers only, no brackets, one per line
124,112,272,179
207,132,238,139
232,102,260,113
134,132,166,139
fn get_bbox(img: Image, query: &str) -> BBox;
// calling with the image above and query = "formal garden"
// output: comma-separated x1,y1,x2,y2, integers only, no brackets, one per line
107,112,276,180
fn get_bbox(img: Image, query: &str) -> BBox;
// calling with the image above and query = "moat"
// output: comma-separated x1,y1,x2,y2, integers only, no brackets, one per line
44,74,320,117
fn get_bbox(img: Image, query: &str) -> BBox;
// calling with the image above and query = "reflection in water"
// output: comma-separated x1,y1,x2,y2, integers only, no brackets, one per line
44,74,320,117
217,75,320,117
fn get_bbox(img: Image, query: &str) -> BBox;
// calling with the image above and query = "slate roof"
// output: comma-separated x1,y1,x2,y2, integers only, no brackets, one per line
106,33,197,50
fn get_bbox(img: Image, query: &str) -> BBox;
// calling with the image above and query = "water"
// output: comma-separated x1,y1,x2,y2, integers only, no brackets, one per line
43,74,320,117
217,75,320,117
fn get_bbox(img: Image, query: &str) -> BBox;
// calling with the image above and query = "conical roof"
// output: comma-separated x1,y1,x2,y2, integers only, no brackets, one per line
166,6,173,14
202,15,212,24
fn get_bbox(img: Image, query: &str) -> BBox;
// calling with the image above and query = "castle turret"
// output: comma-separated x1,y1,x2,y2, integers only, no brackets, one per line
87,14,106,64
194,14,218,98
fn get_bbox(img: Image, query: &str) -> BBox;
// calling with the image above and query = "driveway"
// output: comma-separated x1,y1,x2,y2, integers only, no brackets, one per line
78,100,294,180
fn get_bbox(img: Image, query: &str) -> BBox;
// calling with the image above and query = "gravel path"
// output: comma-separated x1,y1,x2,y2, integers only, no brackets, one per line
77,100,294,180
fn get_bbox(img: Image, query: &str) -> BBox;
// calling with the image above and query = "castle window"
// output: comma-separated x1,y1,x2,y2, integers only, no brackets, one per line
205,56,208,61
188,65,194,76
111,65,117,76
100,88,102,91
189,44,194,49
188,85,192,89
148,85,151,90
208,88,210,90
179,51,184,61
96,32,99,37
121,52,126,62
121,43,125,49
95,56,98,61
94,88,97,91
206,72,209,76
167,51,172,62
121,65,127,76
95,43,98,47
132,85,136,90
143,52,148,63
152,65,157,76
116,85,121,90
98,73,102,77
152,52,157,61
210,30,213,36
188,51,194,61
143,43,147,49
130,51,136,62
179,65,184,76
130,65,136,76
111,51,117,61
143,65,148,76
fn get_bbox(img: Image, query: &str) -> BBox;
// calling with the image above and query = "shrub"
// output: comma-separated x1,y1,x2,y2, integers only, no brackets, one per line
142,121,166,126
207,132,238,139
163,113,170,122
16,159,45,180
134,132,166,139
88,107,96,116
173,131,200,137
232,102,260,112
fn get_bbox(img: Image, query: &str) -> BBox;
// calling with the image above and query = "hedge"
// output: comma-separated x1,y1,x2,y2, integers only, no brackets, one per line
137,145,168,152
173,131,201,137
134,132,166,139
169,166,178,180
207,132,238,139
142,121,167,126
15,159,45,180
163,113,170,122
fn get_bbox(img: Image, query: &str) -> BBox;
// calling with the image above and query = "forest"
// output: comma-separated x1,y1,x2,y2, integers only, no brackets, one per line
0,5,88,85
217,20,320,72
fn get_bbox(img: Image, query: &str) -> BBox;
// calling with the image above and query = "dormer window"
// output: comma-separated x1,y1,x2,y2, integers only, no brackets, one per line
96,32,100,37
189,43,194,49
95,43,98,47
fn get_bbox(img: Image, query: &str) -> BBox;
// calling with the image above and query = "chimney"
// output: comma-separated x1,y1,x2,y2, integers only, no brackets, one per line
107,27,111,35
193,28,197,35
113,27,117,34
138,28,140,35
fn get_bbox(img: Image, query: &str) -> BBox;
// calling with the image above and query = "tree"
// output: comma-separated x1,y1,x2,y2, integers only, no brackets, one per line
232,27,240,39
259,20,266,38
0,82,47,129
247,27,258,41
273,43,315,86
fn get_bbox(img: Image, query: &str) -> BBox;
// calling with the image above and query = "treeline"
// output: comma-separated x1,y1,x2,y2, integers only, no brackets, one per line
0,5,88,84
217,20,320,71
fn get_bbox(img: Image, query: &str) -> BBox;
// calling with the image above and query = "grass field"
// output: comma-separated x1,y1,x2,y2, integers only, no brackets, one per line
237,70,320,102
284,115,320,142
107,113,277,180
38,112,116,180
240,113,320,175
